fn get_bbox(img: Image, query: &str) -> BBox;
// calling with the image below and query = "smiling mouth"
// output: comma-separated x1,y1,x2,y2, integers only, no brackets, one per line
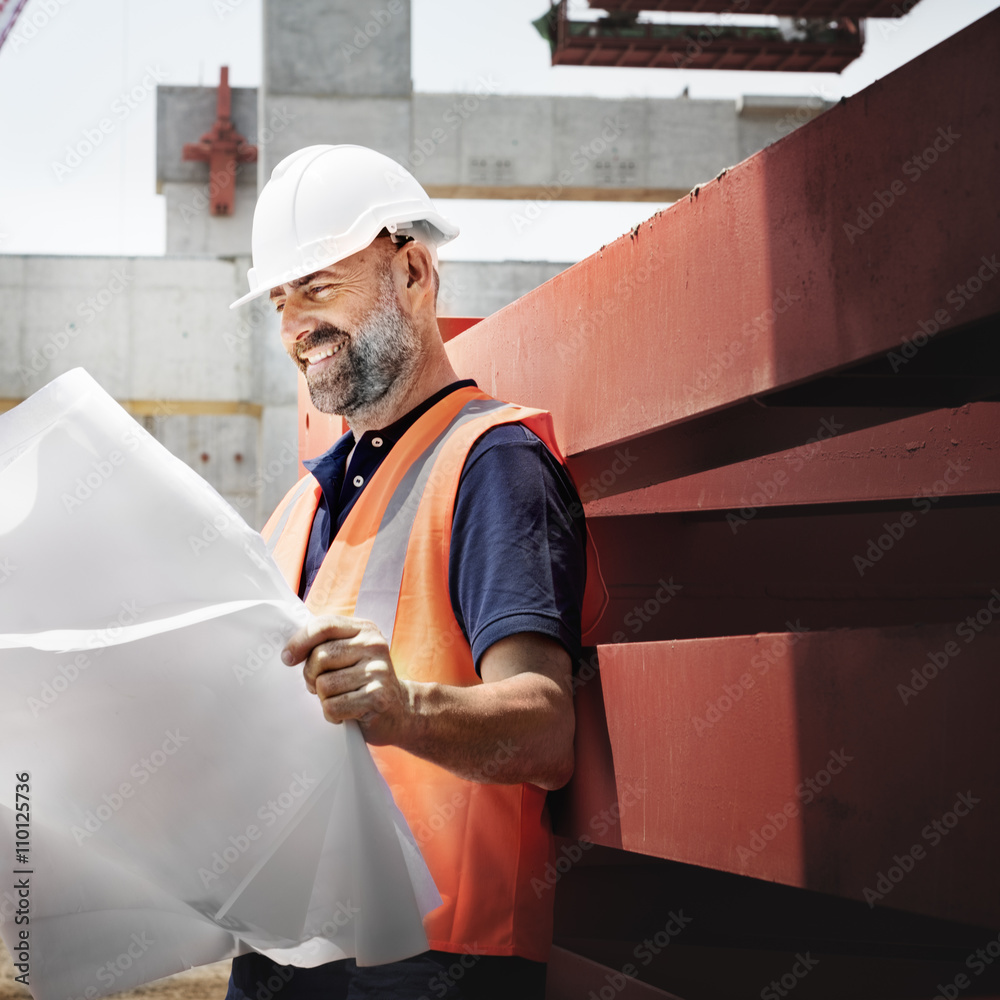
300,338,347,368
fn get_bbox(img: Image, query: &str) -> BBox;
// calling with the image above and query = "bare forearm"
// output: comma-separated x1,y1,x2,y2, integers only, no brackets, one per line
287,617,577,790
399,673,574,790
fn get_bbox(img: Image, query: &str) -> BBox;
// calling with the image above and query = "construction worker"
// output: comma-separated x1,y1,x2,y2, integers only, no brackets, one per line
226,144,599,1000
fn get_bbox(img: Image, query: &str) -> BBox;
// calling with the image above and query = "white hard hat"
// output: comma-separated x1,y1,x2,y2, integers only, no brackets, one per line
229,144,459,309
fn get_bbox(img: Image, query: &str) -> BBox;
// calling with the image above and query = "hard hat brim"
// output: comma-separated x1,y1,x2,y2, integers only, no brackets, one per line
229,210,459,311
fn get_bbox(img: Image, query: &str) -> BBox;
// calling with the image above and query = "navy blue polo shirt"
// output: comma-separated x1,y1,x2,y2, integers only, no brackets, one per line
299,380,586,671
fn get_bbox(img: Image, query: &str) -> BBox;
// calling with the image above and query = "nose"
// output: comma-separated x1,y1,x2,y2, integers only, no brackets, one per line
278,293,314,348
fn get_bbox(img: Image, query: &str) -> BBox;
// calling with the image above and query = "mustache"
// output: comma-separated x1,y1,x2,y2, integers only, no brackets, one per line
296,322,349,359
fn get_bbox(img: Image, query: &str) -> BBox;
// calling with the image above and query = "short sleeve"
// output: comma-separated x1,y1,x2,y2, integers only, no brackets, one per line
448,423,587,674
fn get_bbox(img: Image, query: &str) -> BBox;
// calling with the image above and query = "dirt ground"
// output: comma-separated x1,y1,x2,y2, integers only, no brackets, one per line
0,937,232,1000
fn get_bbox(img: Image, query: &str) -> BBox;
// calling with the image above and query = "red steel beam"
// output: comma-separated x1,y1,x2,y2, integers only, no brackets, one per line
553,35,863,73
588,1,918,12
546,947,685,1000
446,11,1000,496
561,626,1000,928
584,402,1000,516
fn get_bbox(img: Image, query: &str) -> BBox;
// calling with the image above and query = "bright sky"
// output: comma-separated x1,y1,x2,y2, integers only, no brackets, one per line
0,0,995,263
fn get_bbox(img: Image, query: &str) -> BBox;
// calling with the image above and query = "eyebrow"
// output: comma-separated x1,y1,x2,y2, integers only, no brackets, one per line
269,271,335,300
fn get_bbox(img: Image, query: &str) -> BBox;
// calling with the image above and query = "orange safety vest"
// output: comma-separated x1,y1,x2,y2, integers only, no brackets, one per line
261,385,605,962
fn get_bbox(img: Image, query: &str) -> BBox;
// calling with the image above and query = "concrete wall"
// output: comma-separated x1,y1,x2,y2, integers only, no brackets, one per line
254,87,830,199
264,0,411,99
256,0,829,191
437,260,570,318
0,255,273,524
0,255,573,527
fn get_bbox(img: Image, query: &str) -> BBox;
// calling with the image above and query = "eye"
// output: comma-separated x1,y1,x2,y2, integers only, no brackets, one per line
309,283,334,297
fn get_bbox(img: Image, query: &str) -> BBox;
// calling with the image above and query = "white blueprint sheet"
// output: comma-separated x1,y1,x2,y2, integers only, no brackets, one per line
0,369,439,1000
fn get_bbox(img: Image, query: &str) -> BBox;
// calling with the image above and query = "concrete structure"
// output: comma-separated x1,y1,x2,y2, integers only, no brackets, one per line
259,0,829,196
0,0,828,529
157,83,258,256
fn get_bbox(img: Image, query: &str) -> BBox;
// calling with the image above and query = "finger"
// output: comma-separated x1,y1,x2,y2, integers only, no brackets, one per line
314,663,371,702
301,634,371,690
283,614,363,666
317,683,383,726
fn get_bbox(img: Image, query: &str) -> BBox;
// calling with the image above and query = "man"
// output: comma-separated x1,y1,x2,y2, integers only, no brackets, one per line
225,145,599,999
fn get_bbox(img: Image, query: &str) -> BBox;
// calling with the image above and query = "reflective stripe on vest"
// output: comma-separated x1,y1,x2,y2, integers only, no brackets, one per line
355,397,511,642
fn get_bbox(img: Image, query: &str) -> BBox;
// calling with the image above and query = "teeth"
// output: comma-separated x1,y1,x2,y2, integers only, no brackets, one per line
304,342,344,365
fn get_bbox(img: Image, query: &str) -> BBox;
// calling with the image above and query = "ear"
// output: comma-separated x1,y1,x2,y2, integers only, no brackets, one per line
395,240,436,313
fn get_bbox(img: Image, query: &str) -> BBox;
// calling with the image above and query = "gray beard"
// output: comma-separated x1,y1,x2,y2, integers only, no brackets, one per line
302,271,422,426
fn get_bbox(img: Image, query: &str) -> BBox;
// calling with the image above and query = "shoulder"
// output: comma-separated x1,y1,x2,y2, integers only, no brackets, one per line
462,421,563,479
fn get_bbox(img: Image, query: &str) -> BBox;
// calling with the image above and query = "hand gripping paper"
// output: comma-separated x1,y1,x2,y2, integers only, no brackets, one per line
0,369,440,1000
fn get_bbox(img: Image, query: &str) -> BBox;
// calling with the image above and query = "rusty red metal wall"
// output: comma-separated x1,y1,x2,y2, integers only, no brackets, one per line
448,9,1000,996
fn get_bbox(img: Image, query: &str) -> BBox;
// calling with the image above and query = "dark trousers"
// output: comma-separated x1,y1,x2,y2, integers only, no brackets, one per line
226,949,547,1000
